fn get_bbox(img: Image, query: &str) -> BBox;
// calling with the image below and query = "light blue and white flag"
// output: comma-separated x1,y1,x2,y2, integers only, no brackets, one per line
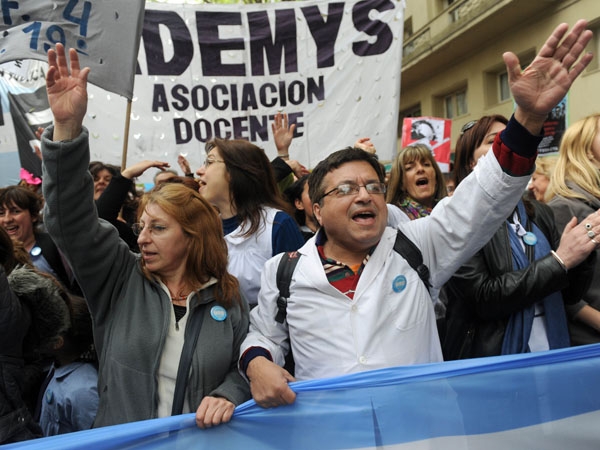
6,344,600,449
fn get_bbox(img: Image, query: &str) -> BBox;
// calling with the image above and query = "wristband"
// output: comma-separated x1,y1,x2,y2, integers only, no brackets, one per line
550,250,568,273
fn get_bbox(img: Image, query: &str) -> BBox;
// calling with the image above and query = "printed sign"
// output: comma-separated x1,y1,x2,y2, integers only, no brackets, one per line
401,116,452,172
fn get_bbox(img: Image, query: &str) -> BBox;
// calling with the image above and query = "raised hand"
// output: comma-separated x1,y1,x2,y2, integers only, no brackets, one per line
46,43,90,141
504,20,593,133
285,159,309,179
177,154,191,175
121,160,171,180
272,112,296,157
354,137,377,154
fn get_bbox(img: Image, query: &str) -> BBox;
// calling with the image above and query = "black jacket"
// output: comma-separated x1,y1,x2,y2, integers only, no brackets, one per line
443,199,595,360
0,266,45,444
34,232,82,296
95,174,139,252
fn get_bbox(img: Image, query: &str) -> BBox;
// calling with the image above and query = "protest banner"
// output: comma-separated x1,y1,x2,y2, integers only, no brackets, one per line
85,0,404,181
7,344,600,449
0,0,404,185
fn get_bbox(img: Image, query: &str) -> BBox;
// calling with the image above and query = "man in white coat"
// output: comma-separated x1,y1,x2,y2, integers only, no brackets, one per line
240,20,594,408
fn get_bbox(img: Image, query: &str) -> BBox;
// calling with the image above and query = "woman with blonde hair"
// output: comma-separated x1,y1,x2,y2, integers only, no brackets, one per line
386,143,447,220
528,155,559,202
41,44,250,429
546,113,600,345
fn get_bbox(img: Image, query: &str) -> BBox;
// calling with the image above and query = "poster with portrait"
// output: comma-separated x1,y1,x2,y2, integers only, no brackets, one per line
538,96,567,156
401,116,452,172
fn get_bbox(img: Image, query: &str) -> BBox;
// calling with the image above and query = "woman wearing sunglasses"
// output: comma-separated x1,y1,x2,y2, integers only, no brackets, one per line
443,115,597,360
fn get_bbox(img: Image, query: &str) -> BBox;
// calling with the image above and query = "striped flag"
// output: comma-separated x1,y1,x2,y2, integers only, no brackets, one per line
8,344,600,449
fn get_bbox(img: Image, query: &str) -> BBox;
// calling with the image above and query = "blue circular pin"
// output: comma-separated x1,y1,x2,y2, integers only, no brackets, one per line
30,246,41,256
392,275,407,293
210,305,227,321
523,232,537,246
45,389,54,404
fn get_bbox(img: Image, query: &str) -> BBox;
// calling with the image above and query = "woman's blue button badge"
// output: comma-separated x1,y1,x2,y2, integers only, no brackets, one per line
523,231,538,246
210,305,227,321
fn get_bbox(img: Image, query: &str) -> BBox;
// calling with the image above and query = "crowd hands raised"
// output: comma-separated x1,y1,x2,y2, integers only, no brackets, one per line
2,19,600,444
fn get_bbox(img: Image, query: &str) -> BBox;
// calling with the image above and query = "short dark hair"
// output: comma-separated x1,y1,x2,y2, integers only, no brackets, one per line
284,175,309,226
308,147,385,206
89,161,119,178
0,185,43,226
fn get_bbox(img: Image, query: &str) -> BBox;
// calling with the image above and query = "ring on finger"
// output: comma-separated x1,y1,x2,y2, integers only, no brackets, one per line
588,230,596,239
586,223,593,230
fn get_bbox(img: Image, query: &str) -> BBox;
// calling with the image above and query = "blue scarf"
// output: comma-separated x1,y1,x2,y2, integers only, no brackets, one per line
501,200,570,355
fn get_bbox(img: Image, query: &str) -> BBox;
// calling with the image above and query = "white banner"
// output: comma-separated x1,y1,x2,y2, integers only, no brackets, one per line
0,0,145,99
81,0,404,183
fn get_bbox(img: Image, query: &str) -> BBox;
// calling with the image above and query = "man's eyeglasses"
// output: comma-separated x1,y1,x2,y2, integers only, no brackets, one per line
460,120,478,135
132,223,168,236
318,182,386,203
202,158,225,168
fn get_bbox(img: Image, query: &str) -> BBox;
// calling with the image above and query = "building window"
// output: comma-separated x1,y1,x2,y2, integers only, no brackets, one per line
404,17,413,41
484,51,534,107
585,20,600,72
444,89,467,119
437,0,456,15
498,72,510,102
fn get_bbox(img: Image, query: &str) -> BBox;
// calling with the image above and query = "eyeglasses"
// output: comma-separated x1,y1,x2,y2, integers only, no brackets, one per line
132,223,168,236
202,158,225,168
318,182,386,203
460,120,478,135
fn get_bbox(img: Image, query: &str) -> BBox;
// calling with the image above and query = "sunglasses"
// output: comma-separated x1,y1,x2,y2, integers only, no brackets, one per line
460,120,478,135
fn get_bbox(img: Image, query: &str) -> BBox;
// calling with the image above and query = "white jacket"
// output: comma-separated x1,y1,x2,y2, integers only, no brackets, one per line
226,207,279,306
242,150,531,380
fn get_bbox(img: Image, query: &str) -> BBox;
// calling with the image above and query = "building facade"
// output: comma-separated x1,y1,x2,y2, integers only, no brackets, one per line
399,0,600,163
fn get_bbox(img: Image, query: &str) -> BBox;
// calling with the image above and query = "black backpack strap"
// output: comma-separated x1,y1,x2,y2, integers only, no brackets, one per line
171,286,214,415
275,251,301,324
393,229,431,293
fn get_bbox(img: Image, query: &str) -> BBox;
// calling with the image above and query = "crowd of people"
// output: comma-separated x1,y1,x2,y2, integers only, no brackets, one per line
1,19,599,444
